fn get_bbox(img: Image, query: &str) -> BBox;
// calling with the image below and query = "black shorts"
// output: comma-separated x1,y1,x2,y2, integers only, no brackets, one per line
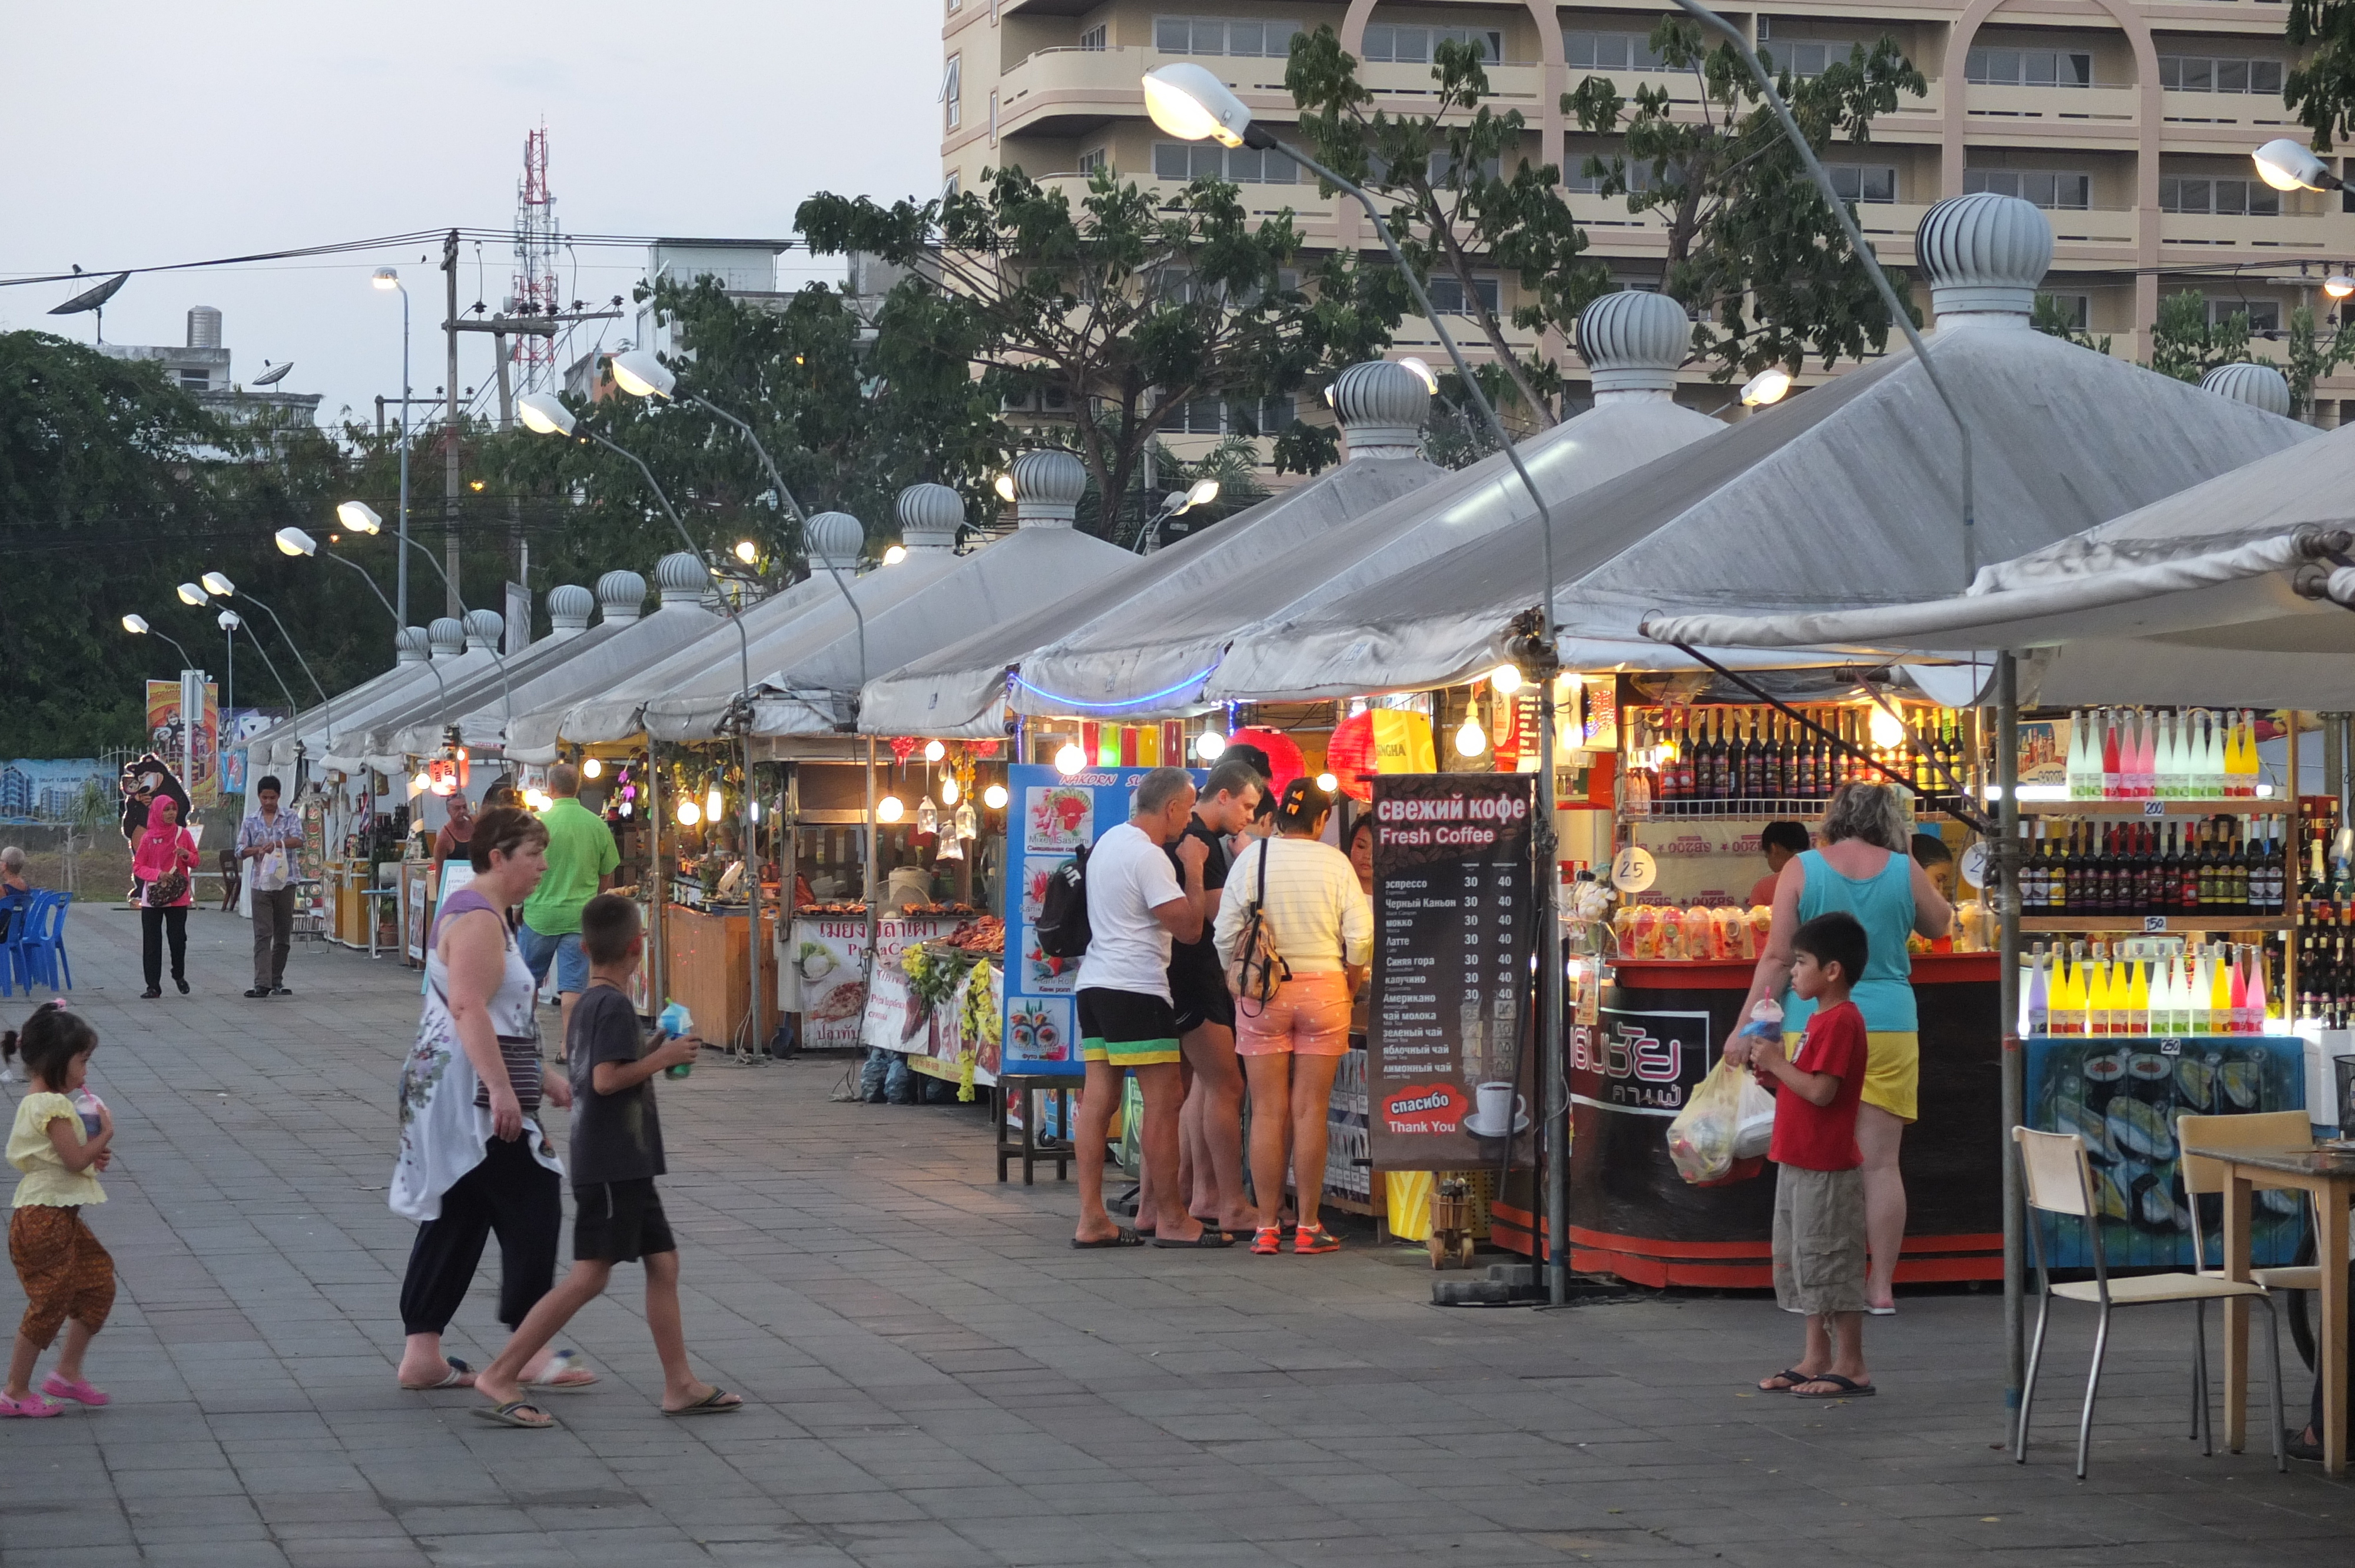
571,1178,675,1263
1076,987,1182,1067
1170,971,1236,1034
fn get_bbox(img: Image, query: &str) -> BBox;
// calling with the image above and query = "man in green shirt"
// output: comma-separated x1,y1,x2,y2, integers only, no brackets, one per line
520,762,621,1045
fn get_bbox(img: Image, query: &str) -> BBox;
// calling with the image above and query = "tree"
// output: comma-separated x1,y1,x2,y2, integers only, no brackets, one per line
2284,303,2355,417
2031,293,2112,356
1285,26,1608,427
2145,292,2251,383
2287,0,2355,149
484,274,1008,569
797,164,1405,542
1565,20,1926,382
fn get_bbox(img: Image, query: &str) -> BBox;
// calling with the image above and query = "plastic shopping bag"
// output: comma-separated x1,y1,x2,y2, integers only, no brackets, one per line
1666,1057,1747,1184
1730,998,1782,1160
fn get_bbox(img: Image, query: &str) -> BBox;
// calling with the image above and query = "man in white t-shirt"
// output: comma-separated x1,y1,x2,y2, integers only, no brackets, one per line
1072,766,1220,1250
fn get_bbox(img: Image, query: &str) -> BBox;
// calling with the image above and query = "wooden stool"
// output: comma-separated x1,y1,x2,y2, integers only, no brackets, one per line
995,1075,1073,1185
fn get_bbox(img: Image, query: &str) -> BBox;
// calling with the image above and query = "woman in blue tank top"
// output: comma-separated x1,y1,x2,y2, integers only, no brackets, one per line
1732,784,1953,1314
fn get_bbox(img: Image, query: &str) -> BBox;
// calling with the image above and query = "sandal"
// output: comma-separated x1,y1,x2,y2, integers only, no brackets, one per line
1790,1373,1875,1399
472,1399,556,1429
1071,1230,1144,1249
1151,1228,1236,1248
1251,1226,1283,1256
399,1356,473,1391
0,1393,61,1418
1291,1224,1341,1255
1756,1368,1814,1393
41,1374,109,1407
527,1348,598,1390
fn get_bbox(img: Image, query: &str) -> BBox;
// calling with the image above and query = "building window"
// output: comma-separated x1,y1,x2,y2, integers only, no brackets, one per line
2159,175,2282,215
1079,23,1106,50
1966,48,2094,87
178,370,210,390
1153,141,1298,183
2209,298,2283,334
1156,16,1301,57
1364,24,1501,64
1773,41,1858,79
1160,394,1296,436
1077,147,1109,177
1964,168,2092,210
2158,56,2285,94
1424,274,1501,315
1563,31,1666,71
941,55,962,130
2037,292,2092,330
1825,163,1898,203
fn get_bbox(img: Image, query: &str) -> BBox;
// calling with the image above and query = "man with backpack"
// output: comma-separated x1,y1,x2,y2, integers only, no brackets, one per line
1068,767,1223,1249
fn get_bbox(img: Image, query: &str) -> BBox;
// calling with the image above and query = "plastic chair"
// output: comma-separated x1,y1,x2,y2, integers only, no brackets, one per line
13,892,73,994
2014,1125,2284,1477
3,892,51,994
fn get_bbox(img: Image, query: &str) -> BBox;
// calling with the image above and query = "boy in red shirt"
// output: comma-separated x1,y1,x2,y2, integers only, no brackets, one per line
1752,911,1873,1398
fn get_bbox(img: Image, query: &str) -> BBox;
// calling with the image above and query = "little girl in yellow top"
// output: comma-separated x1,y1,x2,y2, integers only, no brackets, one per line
4,1002,115,1417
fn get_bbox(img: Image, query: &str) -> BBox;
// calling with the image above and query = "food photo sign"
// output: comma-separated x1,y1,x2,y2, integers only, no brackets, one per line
1367,773,1540,1170
999,763,1203,1078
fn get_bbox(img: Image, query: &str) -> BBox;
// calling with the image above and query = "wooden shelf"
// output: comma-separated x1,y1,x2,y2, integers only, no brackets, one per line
2015,799,2286,816
2018,915,2293,933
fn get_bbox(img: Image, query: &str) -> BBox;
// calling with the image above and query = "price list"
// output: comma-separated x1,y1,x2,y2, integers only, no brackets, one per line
1368,773,1538,1170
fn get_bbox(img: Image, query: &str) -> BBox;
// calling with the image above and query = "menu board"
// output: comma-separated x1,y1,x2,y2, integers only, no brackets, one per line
1000,763,1203,1078
1368,774,1539,1170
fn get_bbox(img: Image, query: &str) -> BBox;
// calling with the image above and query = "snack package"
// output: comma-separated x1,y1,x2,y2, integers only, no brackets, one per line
1711,905,1742,961
1681,907,1713,961
1631,905,1663,959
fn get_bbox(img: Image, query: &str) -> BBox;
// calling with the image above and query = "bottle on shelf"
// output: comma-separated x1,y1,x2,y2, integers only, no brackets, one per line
2027,942,2050,1034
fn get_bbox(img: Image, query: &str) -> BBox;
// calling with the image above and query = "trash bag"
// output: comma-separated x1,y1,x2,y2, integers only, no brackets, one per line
1667,1057,1748,1184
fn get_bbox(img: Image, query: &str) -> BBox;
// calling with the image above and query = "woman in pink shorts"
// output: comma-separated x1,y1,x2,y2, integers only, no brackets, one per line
1215,779,1373,1256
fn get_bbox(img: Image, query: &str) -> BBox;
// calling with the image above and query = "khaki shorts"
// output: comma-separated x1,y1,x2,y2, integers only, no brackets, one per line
1785,1029,1919,1123
1772,1164,1868,1317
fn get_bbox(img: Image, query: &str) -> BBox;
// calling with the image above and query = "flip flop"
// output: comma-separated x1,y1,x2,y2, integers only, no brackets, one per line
1152,1228,1236,1248
1756,1368,1814,1392
1865,1304,1898,1317
1071,1230,1144,1249
1791,1373,1876,1399
528,1349,598,1390
662,1387,744,1417
399,1356,473,1391
471,1399,555,1429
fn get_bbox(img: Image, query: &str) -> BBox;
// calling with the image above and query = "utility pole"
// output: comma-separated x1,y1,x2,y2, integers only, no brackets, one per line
442,230,463,620
494,328,525,629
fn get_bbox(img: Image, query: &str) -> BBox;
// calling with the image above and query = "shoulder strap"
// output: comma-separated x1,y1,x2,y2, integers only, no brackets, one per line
1256,836,1272,905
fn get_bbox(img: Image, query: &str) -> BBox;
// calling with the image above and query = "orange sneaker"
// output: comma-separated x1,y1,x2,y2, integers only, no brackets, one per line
1250,1226,1283,1255
1291,1223,1341,1255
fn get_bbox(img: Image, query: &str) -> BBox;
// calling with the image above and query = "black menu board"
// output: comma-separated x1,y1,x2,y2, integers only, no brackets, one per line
1368,773,1539,1171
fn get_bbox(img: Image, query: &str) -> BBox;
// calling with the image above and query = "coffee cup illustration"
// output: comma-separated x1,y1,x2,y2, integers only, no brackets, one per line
1471,1081,1526,1135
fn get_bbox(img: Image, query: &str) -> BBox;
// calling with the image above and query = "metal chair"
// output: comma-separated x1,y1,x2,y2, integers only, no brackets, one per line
2014,1125,2284,1477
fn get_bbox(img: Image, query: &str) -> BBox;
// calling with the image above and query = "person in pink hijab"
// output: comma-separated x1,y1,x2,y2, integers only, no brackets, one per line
132,798,198,998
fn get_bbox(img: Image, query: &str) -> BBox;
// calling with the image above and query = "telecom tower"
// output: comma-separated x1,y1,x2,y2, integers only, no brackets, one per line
509,121,559,392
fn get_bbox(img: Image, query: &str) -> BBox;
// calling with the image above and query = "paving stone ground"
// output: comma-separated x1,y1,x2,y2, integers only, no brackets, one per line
0,901,2345,1566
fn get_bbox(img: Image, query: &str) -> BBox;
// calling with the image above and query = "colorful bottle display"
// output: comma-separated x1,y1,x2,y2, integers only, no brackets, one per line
1631,703,1971,816
2064,707,2264,801
2016,814,2288,917
2031,941,2280,1036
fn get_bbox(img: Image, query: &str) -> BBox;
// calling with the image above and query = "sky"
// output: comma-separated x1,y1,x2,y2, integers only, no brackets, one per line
2,1,944,427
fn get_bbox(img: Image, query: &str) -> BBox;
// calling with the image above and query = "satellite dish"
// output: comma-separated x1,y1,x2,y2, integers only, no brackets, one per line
49,272,128,315
251,361,293,387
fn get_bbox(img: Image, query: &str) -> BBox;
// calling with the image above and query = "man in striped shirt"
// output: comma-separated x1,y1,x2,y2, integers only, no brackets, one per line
237,777,301,998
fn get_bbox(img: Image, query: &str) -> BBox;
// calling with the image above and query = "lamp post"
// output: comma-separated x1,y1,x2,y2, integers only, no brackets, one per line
2253,137,2346,195
334,500,507,738
121,614,202,799
517,388,771,1062
1145,60,1578,1305
276,525,451,709
1137,477,1220,554
374,268,414,626
198,572,331,750
215,610,237,717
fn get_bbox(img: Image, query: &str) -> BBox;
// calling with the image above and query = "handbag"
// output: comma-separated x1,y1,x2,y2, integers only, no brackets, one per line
1224,838,1291,1013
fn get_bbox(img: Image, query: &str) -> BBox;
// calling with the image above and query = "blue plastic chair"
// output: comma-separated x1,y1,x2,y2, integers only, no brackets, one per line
10,892,72,994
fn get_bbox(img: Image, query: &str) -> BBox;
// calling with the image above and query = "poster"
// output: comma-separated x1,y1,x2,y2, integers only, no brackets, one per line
404,866,431,963
1367,773,1539,1170
145,678,221,810
790,913,962,1049
999,763,1205,1078
2016,719,2068,789
1322,1048,1372,1202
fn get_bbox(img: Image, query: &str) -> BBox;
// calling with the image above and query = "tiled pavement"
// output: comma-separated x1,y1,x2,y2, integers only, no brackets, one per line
0,902,2346,1566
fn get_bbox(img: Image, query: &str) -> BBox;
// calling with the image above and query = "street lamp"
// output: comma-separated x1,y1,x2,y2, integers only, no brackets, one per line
1136,476,1221,554
171,589,301,719
120,614,193,670
1740,367,1793,407
2327,274,2355,302
373,268,414,625
199,571,333,748
217,609,238,716
276,526,450,706
2253,137,2343,194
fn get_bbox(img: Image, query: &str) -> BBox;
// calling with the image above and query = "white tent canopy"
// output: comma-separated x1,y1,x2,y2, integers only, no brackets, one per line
258,619,506,769
1208,198,2321,702
239,630,437,778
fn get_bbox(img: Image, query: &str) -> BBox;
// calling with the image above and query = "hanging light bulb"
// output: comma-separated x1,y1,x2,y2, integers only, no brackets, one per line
983,782,1010,810
410,770,430,795
677,799,702,826
749,799,761,822
1054,743,1086,776
582,756,602,779
924,739,946,762
1455,715,1488,756
706,785,724,822
1866,703,1908,750
1194,729,1226,760
1316,771,1339,793
877,795,905,823
1488,664,1523,695
940,775,960,806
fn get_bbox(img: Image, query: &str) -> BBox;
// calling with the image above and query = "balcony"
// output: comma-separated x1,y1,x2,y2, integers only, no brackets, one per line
1558,69,1944,129
2159,209,2338,255
1357,56,1546,107
994,45,1308,140
1962,80,2141,128
1026,172,1347,241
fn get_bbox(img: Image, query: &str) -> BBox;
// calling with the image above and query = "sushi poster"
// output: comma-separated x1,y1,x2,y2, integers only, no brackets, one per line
1000,763,1204,1077
2026,1035,2308,1268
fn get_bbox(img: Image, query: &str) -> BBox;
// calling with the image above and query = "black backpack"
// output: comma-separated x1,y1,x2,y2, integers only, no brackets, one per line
1034,843,1093,959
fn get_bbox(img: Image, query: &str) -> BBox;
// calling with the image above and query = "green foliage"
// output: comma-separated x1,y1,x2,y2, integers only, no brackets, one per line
2031,293,2113,356
2288,0,2355,151
2145,293,2251,383
1285,25,1607,426
483,276,1005,571
797,164,1404,542
1566,19,1925,381
2286,303,2355,417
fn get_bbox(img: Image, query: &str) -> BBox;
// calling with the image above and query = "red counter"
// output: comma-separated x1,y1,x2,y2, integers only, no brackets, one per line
1495,951,2004,1288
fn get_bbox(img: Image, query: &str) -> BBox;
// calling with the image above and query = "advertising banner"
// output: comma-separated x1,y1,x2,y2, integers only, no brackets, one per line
788,913,963,1050
1367,773,1538,1170
145,678,221,810
1000,763,1203,1078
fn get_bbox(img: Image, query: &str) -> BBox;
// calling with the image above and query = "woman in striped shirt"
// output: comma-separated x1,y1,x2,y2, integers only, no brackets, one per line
1217,778,1374,1256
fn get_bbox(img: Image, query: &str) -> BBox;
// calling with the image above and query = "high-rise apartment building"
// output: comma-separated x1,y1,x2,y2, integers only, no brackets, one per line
944,0,2355,453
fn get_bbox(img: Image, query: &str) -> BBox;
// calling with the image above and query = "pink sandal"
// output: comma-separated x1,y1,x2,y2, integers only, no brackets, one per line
41,1374,108,1407
0,1393,61,1418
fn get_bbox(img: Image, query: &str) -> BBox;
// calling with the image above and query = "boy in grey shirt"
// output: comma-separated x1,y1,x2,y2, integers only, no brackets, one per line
466,894,741,1427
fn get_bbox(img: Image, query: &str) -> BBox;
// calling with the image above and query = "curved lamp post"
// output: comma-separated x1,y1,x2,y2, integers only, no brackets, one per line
1137,476,1220,553
196,572,331,752
276,524,451,709
516,388,771,1061
373,268,414,625
332,500,506,736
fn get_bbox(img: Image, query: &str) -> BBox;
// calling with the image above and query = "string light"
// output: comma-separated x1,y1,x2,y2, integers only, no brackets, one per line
983,782,1009,809
582,757,602,779
877,795,905,823
677,800,701,826
1054,743,1086,776
1194,730,1226,760
1455,715,1487,756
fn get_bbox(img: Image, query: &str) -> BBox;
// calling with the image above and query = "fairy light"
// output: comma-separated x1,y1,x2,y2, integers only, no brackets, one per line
983,782,1010,809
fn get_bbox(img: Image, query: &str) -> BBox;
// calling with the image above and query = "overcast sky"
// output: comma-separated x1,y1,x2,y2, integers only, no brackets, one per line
3,1,943,427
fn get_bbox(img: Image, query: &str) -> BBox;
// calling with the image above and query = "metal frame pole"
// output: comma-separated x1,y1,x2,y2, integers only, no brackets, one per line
1997,653,2025,1415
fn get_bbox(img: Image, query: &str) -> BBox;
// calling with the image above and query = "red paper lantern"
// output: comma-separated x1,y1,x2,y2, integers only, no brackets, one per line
1225,726,1305,792
1324,710,1377,802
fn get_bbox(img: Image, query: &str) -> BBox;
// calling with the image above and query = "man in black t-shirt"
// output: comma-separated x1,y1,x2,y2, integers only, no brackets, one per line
1154,758,1265,1234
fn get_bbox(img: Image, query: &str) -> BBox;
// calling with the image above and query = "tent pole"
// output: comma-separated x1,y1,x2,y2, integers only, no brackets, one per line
1540,677,1566,1306
864,736,880,995
648,750,666,1012
1996,652,2024,1418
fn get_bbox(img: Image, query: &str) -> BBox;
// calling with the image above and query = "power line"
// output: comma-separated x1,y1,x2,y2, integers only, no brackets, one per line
0,230,806,291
